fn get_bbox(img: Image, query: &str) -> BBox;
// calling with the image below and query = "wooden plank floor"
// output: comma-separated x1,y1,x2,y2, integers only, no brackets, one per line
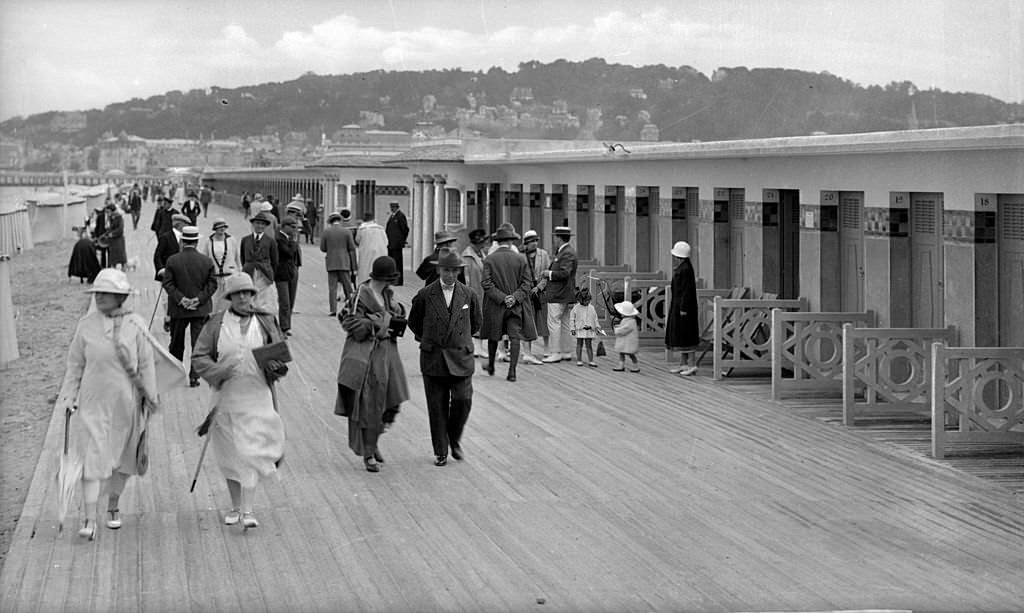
2,202,1023,612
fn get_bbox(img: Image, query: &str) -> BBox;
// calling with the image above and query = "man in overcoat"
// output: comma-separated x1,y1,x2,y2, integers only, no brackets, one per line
274,217,302,336
541,226,578,362
150,196,179,237
320,211,358,315
408,249,482,466
384,201,410,285
153,213,188,281
481,226,537,381
162,226,217,387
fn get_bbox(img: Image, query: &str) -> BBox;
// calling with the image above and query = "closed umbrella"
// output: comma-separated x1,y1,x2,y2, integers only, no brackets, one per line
55,408,82,533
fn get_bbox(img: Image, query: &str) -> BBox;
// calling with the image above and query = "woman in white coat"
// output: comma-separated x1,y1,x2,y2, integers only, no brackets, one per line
203,218,242,310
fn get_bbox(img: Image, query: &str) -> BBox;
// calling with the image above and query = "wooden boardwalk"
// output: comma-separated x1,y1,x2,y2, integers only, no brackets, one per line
2,202,1023,613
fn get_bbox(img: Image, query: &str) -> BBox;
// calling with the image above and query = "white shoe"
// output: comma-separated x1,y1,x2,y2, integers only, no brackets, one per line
541,354,563,364
522,354,543,365
224,509,240,525
242,512,259,529
669,365,686,374
679,366,698,376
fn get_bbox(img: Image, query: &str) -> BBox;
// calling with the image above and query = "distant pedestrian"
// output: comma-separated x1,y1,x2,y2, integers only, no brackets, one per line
540,226,577,362
274,217,302,336
354,211,388,284
384,201,409,285
162,226,217,387
150,196,179,238
612,301,641,373
666,241,700,376
461,228,490,358
192,272,288,530
67,225,101,283
303,198,319,244
321,211,358,316
90,205,109,268
416,231,459,287
99,201,126,270
240,212,279,317
569,287,601,367
182,192,201,226
199,185,212,218
408,249,481,467
480,226,536,382
334,256,409,473
521,229,551,364
241,192,251,220
127,189,142,230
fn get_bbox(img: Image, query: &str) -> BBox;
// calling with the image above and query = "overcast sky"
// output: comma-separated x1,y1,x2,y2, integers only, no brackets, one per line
1,0,1021,121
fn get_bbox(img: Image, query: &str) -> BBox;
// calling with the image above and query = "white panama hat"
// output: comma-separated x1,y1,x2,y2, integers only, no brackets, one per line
85,268,132,295
671,241,692,258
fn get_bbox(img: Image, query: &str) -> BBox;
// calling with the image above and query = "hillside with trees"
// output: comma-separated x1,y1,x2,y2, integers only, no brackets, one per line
2,58,1020,146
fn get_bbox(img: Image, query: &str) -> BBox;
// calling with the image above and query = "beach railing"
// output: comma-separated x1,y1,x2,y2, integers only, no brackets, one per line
770,310,875,399
712,297,805,379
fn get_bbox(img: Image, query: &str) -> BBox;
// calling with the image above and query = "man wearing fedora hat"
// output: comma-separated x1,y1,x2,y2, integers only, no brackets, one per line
321,211,358,315
275,217,302,336
481,226,537,382
150,195,179,238
385,201,410,285
416,230,460,287
408,248,482,466
162,226,217,386
541,226,578,363
241,212,280,316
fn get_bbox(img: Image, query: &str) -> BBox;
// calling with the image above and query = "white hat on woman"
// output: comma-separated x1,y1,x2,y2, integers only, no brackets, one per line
615,300,639,317
670,241,692,258
86,268,132,294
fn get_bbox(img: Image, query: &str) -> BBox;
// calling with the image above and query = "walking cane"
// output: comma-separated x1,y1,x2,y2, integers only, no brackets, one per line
147,285,165,331
189,435,210,493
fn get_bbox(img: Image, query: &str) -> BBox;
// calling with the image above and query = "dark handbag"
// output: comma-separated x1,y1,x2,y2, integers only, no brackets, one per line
388,316,408,338
530,292,543,312
596,341,607,357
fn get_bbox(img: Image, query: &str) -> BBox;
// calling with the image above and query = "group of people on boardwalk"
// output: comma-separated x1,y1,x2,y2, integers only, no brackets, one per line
56,191,701,538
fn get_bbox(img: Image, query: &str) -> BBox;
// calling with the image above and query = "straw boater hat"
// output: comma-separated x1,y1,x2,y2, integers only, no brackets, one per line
327,211,342,223
614,300,639,317
670,241,691,258
212,218,229,230
522,229,539,243
290,193,305,202
432,248,465,268
180,226,200,241
171,213,190,225
434,230,457,245
553,225,573,238
85,268,132,294
370,256,399,281
223,273,256,298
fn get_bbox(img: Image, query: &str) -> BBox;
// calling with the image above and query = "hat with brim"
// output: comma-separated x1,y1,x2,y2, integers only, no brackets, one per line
522,229,539,243
85,268,132,295
614,300,639,317
670,241,691,258
251,212,273,225
286,203,304,214
434,230,457,245
290,193,305,202
370,256,400,281
327,212,342,222
181,226,200,241
212,218,228,230
171,213,190,225
258,201,274,212
432,248,465,268
493,227,520,242
468,228,489,244
223,273,256,298
554,225,573,238
281,218,298,228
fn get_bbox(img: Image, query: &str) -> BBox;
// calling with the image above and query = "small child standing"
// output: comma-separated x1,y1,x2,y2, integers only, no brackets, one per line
569,287,601,367
612,300,641,372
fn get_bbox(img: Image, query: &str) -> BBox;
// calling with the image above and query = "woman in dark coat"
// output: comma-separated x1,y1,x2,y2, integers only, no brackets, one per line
100,202,127,269
334,256,410,472
665,241,701,376
68,226,101,283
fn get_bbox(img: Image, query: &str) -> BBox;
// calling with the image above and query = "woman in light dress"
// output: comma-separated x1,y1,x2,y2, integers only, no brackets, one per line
192,273,288,529
202,218,242,311
56,269,158,540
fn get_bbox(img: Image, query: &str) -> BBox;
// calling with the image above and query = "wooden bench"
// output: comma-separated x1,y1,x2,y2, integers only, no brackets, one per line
931,343,1024,459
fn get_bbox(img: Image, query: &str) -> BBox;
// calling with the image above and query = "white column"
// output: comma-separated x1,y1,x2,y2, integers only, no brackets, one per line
433,176,446,231
411,176,424,263
421,177,435,256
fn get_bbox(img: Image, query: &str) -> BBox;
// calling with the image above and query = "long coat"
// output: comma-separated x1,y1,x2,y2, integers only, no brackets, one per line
150,205,178,237
102,211,127,267
152,230,181,281
544,243,578,304
665,258,701,349
162,248,217,319
480,247,537,341
525,247,551,332
408,280,482,377
274,231,302,282
354,222,388,283
320,223,357,271
460,245,486,300
385,210,409,248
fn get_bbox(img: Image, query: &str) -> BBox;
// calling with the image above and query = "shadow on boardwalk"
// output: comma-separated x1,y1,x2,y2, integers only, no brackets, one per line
2,202,1023,612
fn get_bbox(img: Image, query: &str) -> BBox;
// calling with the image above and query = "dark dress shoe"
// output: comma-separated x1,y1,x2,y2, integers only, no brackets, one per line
450,446,463,461
373,450,384,463
364,458,380,472
506,370,517,382
189,378,200,388
483,363,495,376
434,455,447,467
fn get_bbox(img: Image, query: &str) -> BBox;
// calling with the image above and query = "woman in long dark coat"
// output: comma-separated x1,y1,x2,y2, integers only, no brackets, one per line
665,241,701,376
68,226,101,283
100,202,127,269
334,256,410,472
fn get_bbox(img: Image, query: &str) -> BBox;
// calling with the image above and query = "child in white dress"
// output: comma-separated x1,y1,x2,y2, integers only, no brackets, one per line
569,287,601,367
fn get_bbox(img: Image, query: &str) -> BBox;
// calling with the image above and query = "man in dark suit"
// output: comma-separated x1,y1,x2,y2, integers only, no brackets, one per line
150,196,179,237
182,192,202,226
320,211,358,315
274,217,302,336
162,226,217,387
415,231,461,287
240,212,279,284
541,225,578,362
153,213,189,281
481,226,537,381
408,249,482,467
384,201,410,285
